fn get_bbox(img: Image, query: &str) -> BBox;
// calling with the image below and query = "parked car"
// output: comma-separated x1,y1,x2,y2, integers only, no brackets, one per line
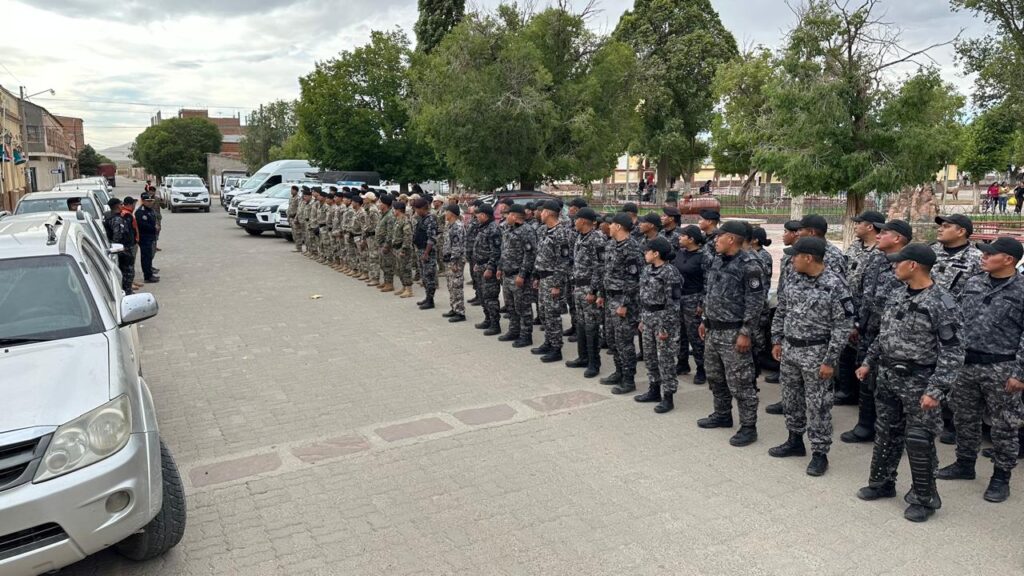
0,213,186,575
229,160,313,205
49,184,111,209
15,191,108,220
275,204,292,241
219,176,247,208
235,183,303,236
158,175,197,208
166,177,211,213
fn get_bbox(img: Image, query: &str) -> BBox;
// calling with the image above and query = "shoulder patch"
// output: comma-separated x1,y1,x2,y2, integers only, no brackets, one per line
749,276,761,290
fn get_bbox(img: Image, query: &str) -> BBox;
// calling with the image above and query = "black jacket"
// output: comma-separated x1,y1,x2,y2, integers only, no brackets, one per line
135,206,159,240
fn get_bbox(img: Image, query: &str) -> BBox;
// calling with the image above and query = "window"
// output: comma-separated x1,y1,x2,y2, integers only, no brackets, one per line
81,242,116,314
0,255,104,344
26,125,42,143
16,197,100,219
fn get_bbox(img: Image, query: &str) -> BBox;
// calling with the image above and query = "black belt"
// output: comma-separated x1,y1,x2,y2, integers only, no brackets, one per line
537,270,555,279
365,232,375,237
965,350,1016,365
786,337,829,348
643,304,667,312
573,278,590,286
705,320,743,330
881,359,935,375
605,289,623,296
502,268,520,275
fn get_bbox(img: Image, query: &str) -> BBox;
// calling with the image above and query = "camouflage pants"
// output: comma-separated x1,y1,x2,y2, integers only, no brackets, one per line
572,288,601,330
307,227,319,256
503,275,533,335
608,295,639,377
780,342,835,454
381,247,395,285
478,267,501,321
642,309,680,394
421,250,438,292
413,248,422,281
953,362,1024,470
366,236,379,279
538,276,564,349
679,293,705,368
705,328,758,426
447,258,465,315
292,221,304,249
870,365,942,486
397,248,413,287
117,249,135,293
565,278,577,329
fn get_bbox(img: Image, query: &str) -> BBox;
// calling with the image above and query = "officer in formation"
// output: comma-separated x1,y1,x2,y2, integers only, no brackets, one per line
412,198,439,309
497,204,538,347
673,225,707,384
633,236,683,413
566,208,604,377
598,213,643,394
441,203,467,322
531,200,574,362
472,204,502,335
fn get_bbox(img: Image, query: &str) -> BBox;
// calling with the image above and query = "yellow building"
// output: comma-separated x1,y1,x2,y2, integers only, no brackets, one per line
0,84,28,212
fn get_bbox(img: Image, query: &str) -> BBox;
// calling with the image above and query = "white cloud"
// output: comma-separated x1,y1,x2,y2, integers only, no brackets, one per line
0,0,985,150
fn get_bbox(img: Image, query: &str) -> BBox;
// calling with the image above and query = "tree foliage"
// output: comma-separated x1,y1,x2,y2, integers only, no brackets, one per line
240,100,298,172
958,102,1021,177
411,5,639,191
414,0,465,53
131,117,221,177
710,47,774,197
951,0,1024,110
614,0,738,193
297,29,446,185
77,144,112,176
269,131,310,163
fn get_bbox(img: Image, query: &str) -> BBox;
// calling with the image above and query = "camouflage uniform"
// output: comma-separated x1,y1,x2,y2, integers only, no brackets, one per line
306,198,322,257
295,198,309,252
752,247,774,360
534,221,572,350
414,210,439,296
435,207,447,275
660,226,682,259
466,218,482,301
318,200,331,262
327,202,341,264
378,207,396,287
838,238,877,404
953,273,1024,471
640,262,683,394
851,250,904,431
823,242,848,278
601,236,643,378
862,283,964,508
845,239,876,311
340,203,356,268
392,215,414,288
473,219,503,326
701,229,720,274
351,206,367,275
365,203,381,282
930,242,982,298
702,250,765,426
501,221,538,338
771,268,854,454
443,219,467,315
571,228,606,365
287,194,300,249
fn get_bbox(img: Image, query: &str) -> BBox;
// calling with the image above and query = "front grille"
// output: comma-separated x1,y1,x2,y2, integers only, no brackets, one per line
0,435,49,492
0,523,68,561
237,210,257,220
182,192,199,197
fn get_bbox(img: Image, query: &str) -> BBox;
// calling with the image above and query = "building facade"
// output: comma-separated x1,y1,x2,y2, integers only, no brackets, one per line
23,101,75,191
0,84,28,211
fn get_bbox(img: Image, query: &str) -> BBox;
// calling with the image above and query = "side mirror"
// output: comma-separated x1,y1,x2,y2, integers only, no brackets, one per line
120,292,159,326
107,243,125,255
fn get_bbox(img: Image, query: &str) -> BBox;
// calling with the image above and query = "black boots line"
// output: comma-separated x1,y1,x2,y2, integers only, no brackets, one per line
937,457,1012,503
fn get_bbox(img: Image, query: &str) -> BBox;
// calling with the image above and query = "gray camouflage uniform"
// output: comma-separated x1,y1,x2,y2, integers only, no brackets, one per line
444,219,467,315
501,221,538,337
473,219,503,325
601,236,643,377
641,262,683,394
930,242,982,298
535,221,573,350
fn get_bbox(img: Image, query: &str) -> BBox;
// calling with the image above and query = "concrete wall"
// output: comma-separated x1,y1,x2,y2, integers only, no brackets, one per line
206,153,249,195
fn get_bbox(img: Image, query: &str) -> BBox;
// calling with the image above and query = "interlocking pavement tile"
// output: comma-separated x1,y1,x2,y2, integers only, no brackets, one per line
375,417,454,442
522,389,608,413
451,404,517,426
290,434,372,464
189,452,282,488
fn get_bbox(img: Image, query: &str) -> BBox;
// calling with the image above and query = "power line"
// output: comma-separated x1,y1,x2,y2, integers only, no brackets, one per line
0,62,23,85
31,96,251,109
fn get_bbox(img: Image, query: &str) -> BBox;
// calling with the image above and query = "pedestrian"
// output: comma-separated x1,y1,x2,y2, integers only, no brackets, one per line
103,197,121,243
937,237,1024,503
412,197,439,309
598,212,643,393
633,236,683,413
565,207,604,377
673,225,707,384
697,220,765,447
497,204,538,346
531,200,573,361
442,204,467,323
472,204,503,335
112,196,139,294
856,244,964,523
391,201,415,299
797,214,847,277
769,237,855,476
135,193,160,283
377,194,397,293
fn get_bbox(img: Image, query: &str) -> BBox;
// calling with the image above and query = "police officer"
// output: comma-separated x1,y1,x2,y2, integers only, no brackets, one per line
442,204,467,323
391,201,415,299
531,200,572,361
769,237,854,476
660,207,683,254
598,212,643,394
135,193,160,283
497,204,537,345
634,236,683,413
937,237,1024,503
775,219,802,298
565,198,589,341
673,225,706,383
377,194,397,293
110,197,136,294
566,207,605,378
622,202,644,244
797,214,847,277
473,204,503,335
697,209,721,273
638,213,661,254
697,220,765,447
855,244,963,523
412,198,439,309
466,202,483,306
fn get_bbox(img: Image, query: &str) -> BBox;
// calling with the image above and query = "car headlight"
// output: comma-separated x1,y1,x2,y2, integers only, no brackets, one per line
258,205,276,212
35,395,132,482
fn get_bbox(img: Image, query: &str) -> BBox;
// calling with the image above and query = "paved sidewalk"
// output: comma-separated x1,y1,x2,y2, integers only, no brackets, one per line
63,207,1024,575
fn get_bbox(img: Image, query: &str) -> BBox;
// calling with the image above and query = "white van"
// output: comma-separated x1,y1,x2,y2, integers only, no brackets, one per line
230,160,313,204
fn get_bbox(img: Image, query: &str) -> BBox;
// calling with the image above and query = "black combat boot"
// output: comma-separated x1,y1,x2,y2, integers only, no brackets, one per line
806,453,829,477
857,439,898,500
697,412,733,429
583,327,601,378
693,364,706,385
418,291,435,310
841,385,877,443
763,372,780,384
513,331,533,348
497,327,520,342
676,358,690,375
565,332,588,368
483,318,502,336
768,432,806,458
765,402,784,415
729,425,758,447
611,373,636,395
936,458,975,480
531,341,552,355
904,427,941,522
475,319,491,329
442,310,457,318
654,392,674,414
600,360,622,386
984,468,1012,503
467,295,481,306
633,384,661,403
448,313,466,323
540,347,563,363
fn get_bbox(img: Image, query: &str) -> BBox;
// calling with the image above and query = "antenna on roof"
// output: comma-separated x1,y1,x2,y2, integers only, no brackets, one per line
44,213,64,245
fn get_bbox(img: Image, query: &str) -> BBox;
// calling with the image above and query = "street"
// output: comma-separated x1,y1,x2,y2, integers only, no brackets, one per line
64,184,1024,575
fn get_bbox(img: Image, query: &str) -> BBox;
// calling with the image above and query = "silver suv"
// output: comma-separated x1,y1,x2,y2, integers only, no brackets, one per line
0,213,185,575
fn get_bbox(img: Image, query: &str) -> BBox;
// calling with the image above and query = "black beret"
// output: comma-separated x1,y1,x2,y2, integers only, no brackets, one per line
662,206,681,217
541,200,561,212
379,194,393,205
852,210,886,229
569,198,588,208
393,200,407,211
800,214,828,234
411,198,429,209
301,189,312,196
699,209,721,221
886,243,936,267
977,236,1024,261
576,207,598,222
477,204,494,218
325,192,336,199
935,214,973,237
783,219,801,232
784,236,827,258
719,220,748,238
499,197,515,206
680,225,704,244
351,195,363,204
525,202,537,211
882,219,912,241
445,204,461,216
640,213,662,228
612,212,633,231
622,202,639,214
509,204,526,215
647,236,673,261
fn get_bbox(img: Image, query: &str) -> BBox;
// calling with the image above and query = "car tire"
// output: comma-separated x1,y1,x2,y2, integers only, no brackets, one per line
115,439,186,561
245,229,262,236
284,234,293,242
170,207,178,213
203,207,210,213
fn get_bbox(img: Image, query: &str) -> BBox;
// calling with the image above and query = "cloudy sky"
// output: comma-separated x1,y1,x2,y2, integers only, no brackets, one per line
0,0,988,152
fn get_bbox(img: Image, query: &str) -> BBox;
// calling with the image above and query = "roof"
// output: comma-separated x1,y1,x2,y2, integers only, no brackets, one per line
0,212,75,256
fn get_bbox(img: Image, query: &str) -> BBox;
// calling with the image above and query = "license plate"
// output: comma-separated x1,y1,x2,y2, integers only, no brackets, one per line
238,219,248,224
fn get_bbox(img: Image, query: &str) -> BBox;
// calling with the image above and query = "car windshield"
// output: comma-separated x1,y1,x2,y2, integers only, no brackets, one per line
17,198,100,218
266,187,293,199
173,178,204,188
250,183,289,197
239,172,268,191
0,255,104,344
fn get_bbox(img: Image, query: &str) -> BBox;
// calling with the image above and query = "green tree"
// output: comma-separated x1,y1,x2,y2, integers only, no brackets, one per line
297,29,446,192
131,117,222,177
77,144,112,176
269,131,310,163
958,103,1019,178
240,100,298,172
414,0,465,53
614,0,738,195
710,47,774,200
411,5,638,191
951,1,1024,110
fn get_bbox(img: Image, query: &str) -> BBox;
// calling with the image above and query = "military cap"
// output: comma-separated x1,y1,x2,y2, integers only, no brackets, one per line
886,243,936,267
784,236,827,258
300,185,310,191
477,204,494,218
800,214,828,234
719,220,748,238
647,236,673,261
611,212,634,230
852,210,886,229
301,189,312,196
524,202,537,211
311,186,322,193
411,197,429,209
640,213,662,228
569,198,588,209
575,207,598,222
752,227,772,246
445,204,461,216
662,206,681,217
935,214,973,237
394,200,408,211
783,219,801,232
340,186,349,192
379,194,393,205
351,195,363,204
325,192,336,199
508,204,526,215
622,202,639,214
699,209,721,221
499,197,515,206
882,219,912,241
680,224,704,244
540,199,561,213
977,236,1024,261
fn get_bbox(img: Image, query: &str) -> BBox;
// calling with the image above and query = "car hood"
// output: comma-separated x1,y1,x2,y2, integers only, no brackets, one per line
0,333,111,432
240,198,286,209
172,187,208,194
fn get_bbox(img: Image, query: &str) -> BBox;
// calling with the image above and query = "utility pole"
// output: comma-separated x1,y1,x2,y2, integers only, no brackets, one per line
18,86,29,191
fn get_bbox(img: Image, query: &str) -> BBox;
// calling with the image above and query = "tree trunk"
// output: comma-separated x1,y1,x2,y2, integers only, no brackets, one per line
448,178,458,199
738,169,757,202
520,174,535,191
400,182,409,195
656,156,669,198
681,172,692,195
842,193,864,249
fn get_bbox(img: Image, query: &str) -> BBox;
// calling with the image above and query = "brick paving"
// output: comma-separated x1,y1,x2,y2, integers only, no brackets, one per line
62,197,1024,575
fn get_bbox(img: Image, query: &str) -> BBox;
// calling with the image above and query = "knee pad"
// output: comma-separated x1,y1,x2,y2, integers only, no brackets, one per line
906,426,933,454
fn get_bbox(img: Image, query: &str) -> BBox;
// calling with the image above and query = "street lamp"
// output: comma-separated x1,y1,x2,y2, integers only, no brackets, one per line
24,89,55,100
